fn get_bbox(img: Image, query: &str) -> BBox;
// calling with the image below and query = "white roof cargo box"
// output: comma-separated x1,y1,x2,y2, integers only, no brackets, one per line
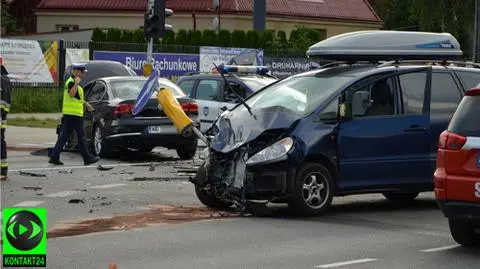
306,31,463,61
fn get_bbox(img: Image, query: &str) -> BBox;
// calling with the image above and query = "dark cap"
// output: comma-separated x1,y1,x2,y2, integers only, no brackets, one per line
72,63,88,72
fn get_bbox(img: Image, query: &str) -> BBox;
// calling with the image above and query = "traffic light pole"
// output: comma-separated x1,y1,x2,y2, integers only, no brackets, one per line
147,37,154,64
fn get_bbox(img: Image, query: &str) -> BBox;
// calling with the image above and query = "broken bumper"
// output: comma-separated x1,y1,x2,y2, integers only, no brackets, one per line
244,161,295,200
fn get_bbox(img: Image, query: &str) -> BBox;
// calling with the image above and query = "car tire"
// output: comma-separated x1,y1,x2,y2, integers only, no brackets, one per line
383,192,419,202
176,140,198,160
449,219,480,247
288,163,334,216
193,164,232,209
91,125,110,157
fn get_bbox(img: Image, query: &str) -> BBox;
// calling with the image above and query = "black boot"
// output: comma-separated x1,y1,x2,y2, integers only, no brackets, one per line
84,156,100,166
49,158,64,165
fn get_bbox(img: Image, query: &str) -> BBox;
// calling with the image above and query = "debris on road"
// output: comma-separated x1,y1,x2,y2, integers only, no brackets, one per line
19,171,47,177
149,163,155,171
36,193,44,196
47,205,239,238
97,165,114,171
68,198,85,204
129,176,189,182
59,170,73,174
93,201,112,207
75,189,88,192
23,186,43,191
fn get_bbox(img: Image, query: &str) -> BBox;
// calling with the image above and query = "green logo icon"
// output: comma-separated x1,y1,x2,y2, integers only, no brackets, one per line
2,208,47,267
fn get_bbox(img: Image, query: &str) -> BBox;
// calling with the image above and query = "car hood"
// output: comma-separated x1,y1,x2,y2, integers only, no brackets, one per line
210,107,302,153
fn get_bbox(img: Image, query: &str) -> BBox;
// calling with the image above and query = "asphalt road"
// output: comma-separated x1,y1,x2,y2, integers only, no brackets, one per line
2,148,479,269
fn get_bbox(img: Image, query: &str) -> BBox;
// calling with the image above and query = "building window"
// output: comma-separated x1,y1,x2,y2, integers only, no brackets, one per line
56,24,79,32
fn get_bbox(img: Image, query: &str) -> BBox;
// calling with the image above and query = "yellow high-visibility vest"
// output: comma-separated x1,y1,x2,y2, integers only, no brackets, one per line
62,76,84,117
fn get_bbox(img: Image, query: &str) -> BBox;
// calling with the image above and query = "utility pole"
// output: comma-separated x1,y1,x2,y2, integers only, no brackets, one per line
474,0,480,62
253,0,266,32
213,0,221,33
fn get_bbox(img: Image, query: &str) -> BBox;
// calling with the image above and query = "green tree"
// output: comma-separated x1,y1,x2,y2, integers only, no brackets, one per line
231,30,247,47
106,28,123,42
176,29,188,45
188,30,202,46
162,31,175,45
259,30,275,49
218,30,232,47
133,29,145,43
91,28,106,41
202,30,218,46
1,0,21,33
246,30,261,48
122,30,134,43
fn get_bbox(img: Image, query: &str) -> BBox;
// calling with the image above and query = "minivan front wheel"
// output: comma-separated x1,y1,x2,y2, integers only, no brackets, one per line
288,163,334,216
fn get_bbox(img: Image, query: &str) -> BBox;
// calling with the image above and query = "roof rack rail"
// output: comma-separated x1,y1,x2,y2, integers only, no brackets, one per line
375,60,480,69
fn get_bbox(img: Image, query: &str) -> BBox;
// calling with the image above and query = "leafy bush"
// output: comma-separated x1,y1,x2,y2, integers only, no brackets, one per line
11,88,63,113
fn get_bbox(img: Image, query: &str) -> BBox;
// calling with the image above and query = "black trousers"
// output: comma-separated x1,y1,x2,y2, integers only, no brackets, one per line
1,124,6,178
51,115,92,161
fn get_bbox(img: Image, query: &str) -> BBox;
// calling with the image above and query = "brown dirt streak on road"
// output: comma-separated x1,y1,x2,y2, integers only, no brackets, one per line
47,205,239,239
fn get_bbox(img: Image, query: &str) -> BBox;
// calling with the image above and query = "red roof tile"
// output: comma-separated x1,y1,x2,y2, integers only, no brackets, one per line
37,0,381,23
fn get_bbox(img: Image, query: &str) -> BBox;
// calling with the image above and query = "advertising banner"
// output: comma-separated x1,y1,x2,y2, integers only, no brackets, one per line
0,39,54,83
93,51,199,77
264,57,320,78
66,48,89,67
199,46,264,72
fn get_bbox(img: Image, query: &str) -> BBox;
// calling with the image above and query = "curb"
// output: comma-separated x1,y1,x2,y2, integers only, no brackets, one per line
7,147,47,152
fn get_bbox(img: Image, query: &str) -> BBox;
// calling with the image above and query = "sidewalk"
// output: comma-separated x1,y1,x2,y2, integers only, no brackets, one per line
8,113,62,120
5,126,56,151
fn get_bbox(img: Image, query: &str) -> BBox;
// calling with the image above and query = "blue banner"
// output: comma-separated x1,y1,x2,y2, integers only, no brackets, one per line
93,51,200,77
264,57,320,78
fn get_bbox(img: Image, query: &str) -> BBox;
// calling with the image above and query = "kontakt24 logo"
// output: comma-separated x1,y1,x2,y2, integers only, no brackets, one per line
2,208,47,267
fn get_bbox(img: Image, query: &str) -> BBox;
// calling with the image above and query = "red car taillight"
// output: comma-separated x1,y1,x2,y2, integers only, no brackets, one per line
181,101,198,114
438,130,467,150
113,104,134,115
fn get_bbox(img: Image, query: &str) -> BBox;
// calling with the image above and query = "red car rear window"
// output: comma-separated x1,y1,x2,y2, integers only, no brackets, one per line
448,95,480,137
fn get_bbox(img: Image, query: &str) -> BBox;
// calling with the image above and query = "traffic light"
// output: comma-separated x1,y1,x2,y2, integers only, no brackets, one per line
144,0,173,40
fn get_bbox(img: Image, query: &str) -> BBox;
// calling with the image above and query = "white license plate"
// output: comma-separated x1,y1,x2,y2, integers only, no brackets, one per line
148,126,162,134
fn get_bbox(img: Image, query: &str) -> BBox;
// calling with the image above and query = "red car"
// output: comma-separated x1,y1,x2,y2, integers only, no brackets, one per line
435,87,480,247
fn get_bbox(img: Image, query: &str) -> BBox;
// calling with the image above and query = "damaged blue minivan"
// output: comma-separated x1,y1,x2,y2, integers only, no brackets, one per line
191,31,480,215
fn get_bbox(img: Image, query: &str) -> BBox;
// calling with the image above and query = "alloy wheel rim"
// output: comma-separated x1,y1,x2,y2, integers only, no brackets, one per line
302,172,329,209
94,128,102,155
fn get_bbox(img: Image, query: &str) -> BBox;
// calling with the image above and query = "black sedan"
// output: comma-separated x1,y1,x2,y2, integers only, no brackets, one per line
64,76,199,159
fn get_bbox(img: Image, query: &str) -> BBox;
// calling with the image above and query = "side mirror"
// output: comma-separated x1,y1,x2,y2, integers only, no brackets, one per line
351,91,372,117
340,103,353,120
220,106,228,111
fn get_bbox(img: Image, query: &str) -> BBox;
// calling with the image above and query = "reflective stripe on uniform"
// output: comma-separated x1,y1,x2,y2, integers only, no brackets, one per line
1,162,7,168
0,120,6,129
0,101,10,112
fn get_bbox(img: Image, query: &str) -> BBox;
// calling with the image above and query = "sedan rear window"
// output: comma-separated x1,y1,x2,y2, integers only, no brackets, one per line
448,95,480,136
110,79,185,99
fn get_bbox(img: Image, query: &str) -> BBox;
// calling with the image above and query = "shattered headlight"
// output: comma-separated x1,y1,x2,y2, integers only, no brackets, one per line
246,137,294,166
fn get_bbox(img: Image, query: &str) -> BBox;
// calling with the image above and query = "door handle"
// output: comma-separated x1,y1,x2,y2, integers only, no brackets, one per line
404,125,427,132
220,106,228,111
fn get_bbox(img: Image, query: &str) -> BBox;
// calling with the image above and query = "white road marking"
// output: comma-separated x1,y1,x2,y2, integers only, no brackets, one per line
45,191,81,198
420,245,460,253
315,258,378,268
89,183,127,189
13,201,45,207
10,162,159,172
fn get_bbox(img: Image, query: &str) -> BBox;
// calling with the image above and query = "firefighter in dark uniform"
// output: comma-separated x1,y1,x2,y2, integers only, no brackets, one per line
1,57,11,180
49,63,99,165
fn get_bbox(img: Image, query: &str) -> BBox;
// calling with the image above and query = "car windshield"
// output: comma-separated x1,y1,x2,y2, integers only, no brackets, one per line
240,77,277,91
236,75,353,115
110,79,186,99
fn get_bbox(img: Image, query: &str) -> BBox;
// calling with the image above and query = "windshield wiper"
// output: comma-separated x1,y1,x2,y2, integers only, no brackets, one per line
213,63,253,116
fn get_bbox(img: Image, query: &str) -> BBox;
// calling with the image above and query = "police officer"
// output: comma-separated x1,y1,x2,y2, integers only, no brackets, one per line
49,63,99,165
1,57,11,180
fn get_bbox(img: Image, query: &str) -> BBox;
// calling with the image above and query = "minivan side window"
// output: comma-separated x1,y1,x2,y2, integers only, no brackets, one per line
344,76,396,117
178,80,196,97
456,71,480,89
399,71,427,114
430,72,462,115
